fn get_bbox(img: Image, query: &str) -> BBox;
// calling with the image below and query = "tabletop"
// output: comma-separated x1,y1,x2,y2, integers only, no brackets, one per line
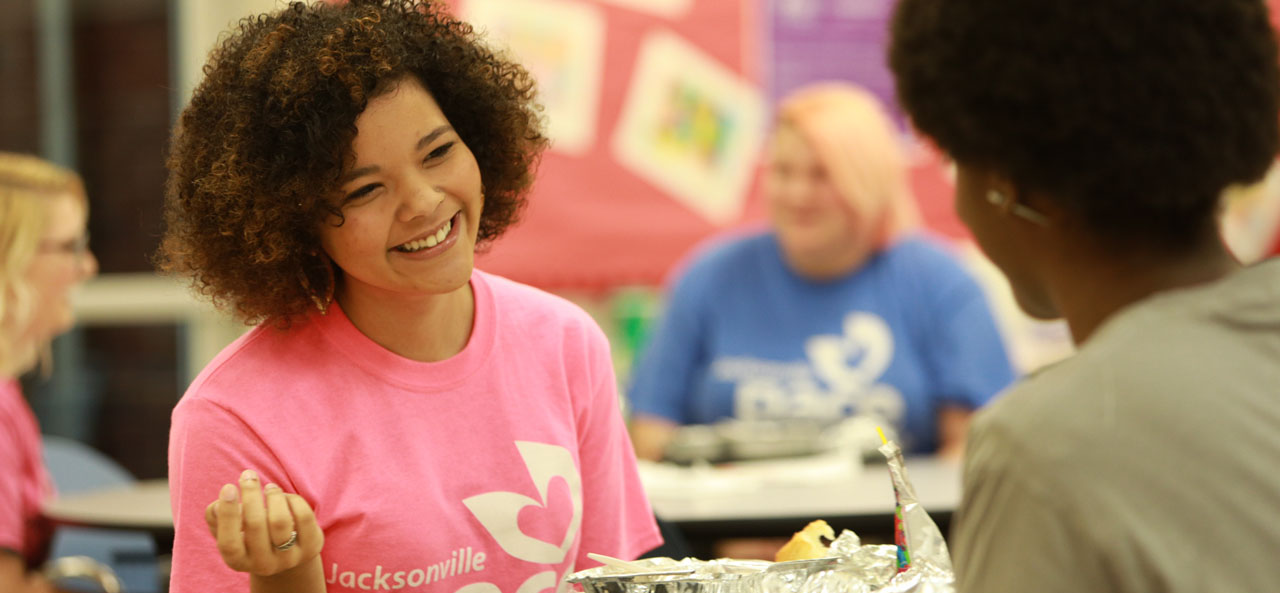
43,478,173,534
640,454,961,541
37,457,960,549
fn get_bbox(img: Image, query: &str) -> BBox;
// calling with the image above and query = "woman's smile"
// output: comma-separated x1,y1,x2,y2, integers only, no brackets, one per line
391,212,461,258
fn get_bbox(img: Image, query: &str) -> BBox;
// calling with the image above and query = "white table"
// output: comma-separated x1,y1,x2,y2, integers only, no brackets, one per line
43,479,174,592
72,273,246,385
640,455,961,545
43,479,174,552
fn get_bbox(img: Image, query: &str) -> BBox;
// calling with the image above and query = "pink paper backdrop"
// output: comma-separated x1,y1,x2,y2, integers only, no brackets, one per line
453,0,766,291
458,0,971,292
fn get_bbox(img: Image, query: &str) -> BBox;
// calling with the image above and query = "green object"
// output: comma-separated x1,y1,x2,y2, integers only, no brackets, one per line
612,287,658,367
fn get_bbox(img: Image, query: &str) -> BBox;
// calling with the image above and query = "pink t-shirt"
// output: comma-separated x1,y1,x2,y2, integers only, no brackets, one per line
168,271,662,593
0,379,54,566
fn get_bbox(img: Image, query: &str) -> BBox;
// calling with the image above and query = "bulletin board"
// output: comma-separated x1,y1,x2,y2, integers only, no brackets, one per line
459,0,1280,291
455,0,769,291
456,0,972,291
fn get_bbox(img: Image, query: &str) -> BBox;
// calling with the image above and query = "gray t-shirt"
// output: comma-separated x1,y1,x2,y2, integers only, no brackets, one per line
953,259,1280,593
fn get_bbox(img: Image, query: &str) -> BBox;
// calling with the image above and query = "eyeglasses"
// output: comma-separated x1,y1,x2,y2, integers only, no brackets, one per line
37,234,92,260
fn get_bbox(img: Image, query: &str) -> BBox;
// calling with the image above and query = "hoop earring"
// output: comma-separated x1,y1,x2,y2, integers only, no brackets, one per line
986,190,1050,226
298,252,336,315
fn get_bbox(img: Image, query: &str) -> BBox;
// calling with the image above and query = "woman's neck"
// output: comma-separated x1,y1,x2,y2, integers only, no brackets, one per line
335,282,475,362
1047,235,1240,344
781,237,876,281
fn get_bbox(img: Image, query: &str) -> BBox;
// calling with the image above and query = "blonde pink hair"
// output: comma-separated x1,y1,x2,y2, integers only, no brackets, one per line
776,82,920,252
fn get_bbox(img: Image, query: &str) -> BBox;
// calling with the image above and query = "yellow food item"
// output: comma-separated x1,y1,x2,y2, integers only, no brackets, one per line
774,519,835,562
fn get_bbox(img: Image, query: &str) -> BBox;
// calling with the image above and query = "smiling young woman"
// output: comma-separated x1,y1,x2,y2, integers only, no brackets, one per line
157,3,662,593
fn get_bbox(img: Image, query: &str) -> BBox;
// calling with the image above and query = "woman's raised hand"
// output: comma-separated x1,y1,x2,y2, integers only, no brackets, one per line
204,469,324,577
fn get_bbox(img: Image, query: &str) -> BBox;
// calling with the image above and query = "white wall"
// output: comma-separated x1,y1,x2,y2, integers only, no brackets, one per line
173,0,286,111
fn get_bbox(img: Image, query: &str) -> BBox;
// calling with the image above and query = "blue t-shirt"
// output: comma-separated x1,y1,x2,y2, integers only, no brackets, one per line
627,232,1015,454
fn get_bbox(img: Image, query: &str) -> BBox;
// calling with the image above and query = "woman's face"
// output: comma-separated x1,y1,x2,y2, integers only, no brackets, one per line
25,191,98,343
764,124,859,265
319,76,484,304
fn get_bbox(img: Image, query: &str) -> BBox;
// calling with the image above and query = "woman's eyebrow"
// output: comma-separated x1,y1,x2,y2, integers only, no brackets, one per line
339,126,455,184
340,165,379,184
415,125,453,151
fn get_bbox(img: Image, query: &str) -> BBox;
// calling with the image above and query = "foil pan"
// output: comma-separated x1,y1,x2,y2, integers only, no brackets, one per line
571,441,955,593
567,544,947,593
769,545,951,593
567,558,770,593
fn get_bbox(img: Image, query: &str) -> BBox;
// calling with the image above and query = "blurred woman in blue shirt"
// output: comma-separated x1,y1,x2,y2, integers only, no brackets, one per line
627,83,1014,460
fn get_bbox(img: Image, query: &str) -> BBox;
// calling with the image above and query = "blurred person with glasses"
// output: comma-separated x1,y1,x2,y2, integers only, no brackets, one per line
0,152,99,593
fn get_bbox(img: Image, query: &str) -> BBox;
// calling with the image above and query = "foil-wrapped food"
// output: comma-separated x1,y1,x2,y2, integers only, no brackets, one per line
567,535,944,593
568,439,953,593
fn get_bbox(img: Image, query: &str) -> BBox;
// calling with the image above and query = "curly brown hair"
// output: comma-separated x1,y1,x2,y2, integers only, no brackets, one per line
158,0,546,325
889,0,1279,249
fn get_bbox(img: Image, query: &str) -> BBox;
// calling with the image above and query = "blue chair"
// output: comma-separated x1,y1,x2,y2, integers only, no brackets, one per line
42,435,160,593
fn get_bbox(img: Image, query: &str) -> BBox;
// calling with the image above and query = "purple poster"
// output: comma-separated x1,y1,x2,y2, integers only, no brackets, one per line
765,0,904,125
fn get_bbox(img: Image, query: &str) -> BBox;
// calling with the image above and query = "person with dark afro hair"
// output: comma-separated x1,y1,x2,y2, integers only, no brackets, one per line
889,0,1280,591
159,2,661,592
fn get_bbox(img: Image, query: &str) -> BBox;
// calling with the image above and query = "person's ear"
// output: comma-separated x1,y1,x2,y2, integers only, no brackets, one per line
983,176,1052,227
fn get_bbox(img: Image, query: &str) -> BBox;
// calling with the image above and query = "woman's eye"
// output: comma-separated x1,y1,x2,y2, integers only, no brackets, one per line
425,142,455,162
344,183,380,202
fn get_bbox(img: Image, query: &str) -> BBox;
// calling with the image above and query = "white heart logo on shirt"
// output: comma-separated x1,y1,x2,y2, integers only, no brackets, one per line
805,312,894,391
463,442,583,564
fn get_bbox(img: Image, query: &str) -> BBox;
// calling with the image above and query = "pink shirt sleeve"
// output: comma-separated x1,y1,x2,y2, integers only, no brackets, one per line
0,381,52,563
168,396,286,593
0,415,27,555
571,323,663,565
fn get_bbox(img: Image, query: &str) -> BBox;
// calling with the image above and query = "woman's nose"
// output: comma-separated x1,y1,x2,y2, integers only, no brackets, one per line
773,175,814,206
398,182,445,222
80,249,99,280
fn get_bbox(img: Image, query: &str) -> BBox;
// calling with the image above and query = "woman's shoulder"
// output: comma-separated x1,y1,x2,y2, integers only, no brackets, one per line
685,227,773,268
660,227,775,293
476,270,605,337
178,321,315,407
872,233,984,294
0,378,20,404
880,233,968,269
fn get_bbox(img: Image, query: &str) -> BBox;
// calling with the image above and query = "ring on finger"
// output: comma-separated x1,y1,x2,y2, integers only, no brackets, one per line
274,530,298,552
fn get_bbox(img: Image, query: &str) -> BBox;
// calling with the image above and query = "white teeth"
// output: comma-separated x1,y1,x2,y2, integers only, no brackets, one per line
396,218,453,253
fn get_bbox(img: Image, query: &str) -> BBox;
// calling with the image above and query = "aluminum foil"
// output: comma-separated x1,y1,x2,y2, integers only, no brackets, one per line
568,537,949,593
567,558,771,593
753,536,950,593
569,442,954,593
876,441,953,580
